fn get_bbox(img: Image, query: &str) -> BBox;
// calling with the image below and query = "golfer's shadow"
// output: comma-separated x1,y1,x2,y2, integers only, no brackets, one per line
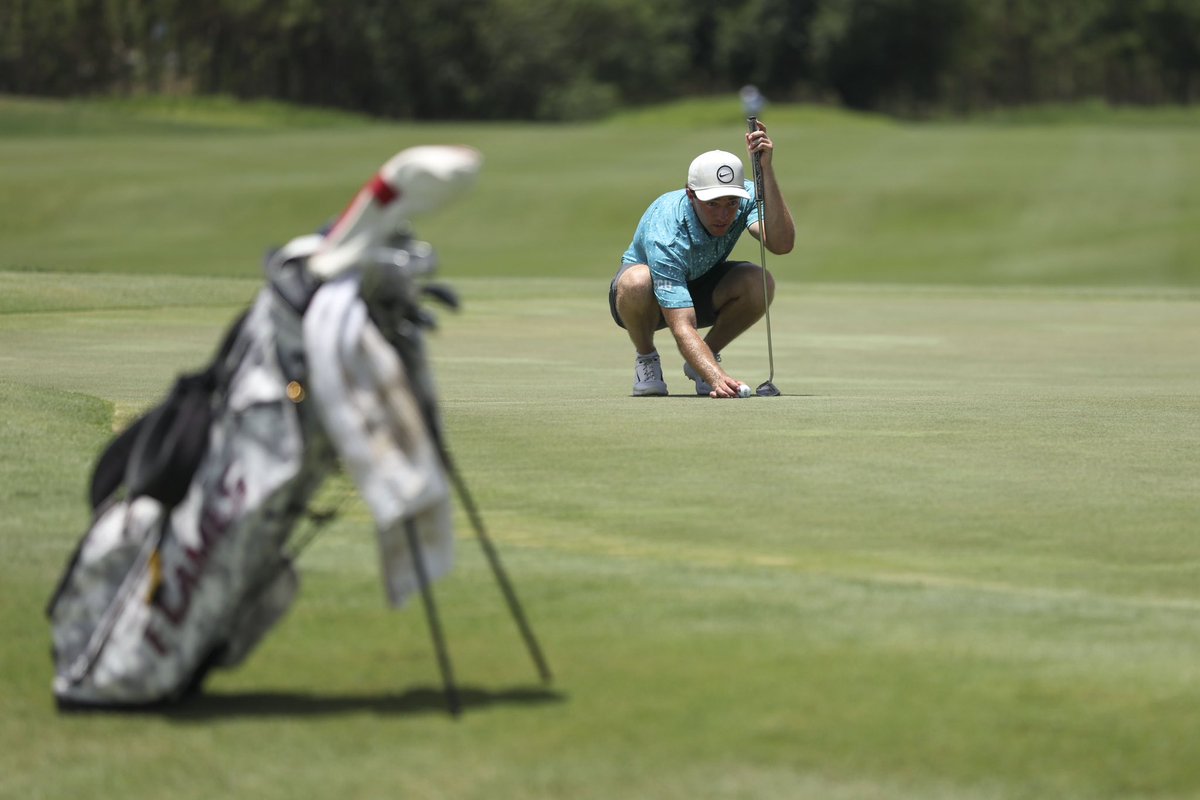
160,684,566,720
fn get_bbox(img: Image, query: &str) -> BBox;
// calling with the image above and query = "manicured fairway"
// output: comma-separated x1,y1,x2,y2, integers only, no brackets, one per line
3,95,1200,289
2,272,1198,800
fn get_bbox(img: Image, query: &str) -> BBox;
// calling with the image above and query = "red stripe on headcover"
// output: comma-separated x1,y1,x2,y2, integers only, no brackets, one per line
323,193,368,244
368,174,400,206
322,172,401,245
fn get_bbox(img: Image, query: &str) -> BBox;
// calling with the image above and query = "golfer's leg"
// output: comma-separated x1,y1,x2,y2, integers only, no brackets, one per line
704,263,774,354
614,264,662,354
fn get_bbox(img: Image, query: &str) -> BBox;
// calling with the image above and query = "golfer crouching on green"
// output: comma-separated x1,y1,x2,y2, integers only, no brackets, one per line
608,120,796,398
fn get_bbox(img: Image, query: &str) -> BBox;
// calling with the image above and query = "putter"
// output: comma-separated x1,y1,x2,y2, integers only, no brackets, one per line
746,116,781,397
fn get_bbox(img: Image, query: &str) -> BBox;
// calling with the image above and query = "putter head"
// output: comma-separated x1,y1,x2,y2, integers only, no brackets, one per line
755,381,781,397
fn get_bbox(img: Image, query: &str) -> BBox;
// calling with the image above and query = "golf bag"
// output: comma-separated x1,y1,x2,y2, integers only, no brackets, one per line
47,146,484,708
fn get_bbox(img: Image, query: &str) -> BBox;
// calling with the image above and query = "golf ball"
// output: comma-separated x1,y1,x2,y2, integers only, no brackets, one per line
737,383,752,398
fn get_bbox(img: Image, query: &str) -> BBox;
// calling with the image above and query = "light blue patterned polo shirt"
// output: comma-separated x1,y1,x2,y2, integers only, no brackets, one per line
621,183,758,308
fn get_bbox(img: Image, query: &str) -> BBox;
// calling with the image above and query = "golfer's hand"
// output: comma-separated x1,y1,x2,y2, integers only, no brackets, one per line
746,121,774,168
709,375,744,399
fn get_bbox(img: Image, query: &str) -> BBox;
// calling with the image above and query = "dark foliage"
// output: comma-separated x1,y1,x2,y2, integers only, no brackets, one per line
2,0,1197,119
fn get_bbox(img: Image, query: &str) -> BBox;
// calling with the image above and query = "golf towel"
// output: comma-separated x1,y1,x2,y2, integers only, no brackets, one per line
303,273,454,607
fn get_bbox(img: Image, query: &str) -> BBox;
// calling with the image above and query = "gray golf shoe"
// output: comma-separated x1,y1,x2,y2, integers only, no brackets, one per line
632,351,668,396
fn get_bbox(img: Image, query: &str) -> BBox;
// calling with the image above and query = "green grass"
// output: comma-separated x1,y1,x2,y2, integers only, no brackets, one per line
2,97,1200,799
2,94,1199,287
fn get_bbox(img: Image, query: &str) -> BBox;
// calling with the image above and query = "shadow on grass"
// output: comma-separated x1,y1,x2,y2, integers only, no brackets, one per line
634,393,816,400
59,685,566,719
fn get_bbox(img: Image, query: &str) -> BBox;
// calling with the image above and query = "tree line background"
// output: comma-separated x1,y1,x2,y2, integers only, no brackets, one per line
2,0,1198,120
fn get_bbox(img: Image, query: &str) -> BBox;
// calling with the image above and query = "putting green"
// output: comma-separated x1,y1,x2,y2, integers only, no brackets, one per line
2,273,1198,799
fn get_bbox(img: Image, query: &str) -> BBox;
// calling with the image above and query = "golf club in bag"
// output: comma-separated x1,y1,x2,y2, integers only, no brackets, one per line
746,116,781,397
46,146,550,716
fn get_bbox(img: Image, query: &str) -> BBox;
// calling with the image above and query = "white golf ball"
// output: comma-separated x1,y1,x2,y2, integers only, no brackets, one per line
737,383,752,398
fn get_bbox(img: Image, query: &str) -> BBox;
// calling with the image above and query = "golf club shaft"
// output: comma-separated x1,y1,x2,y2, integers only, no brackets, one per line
747,117,776,384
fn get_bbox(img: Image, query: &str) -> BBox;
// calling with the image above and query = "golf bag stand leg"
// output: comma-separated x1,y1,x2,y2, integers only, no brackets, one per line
438,444,553,684
404,517,462,717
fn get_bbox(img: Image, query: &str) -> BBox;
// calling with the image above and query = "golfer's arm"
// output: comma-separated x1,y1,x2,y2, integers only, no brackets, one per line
755,163,795,255
663,307,722,385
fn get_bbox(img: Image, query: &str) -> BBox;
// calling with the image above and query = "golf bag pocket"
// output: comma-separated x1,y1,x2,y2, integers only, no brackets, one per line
217,557,299,669
49,497,166,695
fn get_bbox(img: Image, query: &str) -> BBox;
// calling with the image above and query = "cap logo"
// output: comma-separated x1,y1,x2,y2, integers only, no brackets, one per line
716,165,735,184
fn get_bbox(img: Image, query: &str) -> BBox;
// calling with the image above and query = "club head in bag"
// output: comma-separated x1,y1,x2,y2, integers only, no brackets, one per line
755,381,781,397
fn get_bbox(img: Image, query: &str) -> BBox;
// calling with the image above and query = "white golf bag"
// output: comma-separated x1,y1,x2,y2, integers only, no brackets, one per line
47,146,486,708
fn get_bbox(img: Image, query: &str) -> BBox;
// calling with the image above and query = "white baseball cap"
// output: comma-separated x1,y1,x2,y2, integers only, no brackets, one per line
687,150,751,201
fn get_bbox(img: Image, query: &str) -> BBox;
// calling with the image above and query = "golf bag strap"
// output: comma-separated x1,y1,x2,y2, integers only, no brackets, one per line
122,371,218,508
87,309,250,512
87,414,150,511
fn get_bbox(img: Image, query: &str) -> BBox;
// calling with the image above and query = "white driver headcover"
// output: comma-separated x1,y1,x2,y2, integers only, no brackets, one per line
309,145,482,278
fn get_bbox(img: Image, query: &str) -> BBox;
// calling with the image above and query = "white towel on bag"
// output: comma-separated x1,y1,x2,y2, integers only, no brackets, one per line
303,273,454,607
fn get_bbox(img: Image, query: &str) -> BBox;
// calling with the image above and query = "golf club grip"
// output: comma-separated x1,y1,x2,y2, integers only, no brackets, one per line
746,116,765,193
746,116,766,227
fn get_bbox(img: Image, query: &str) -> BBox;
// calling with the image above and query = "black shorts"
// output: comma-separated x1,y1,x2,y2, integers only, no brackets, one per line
609,261,748,331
